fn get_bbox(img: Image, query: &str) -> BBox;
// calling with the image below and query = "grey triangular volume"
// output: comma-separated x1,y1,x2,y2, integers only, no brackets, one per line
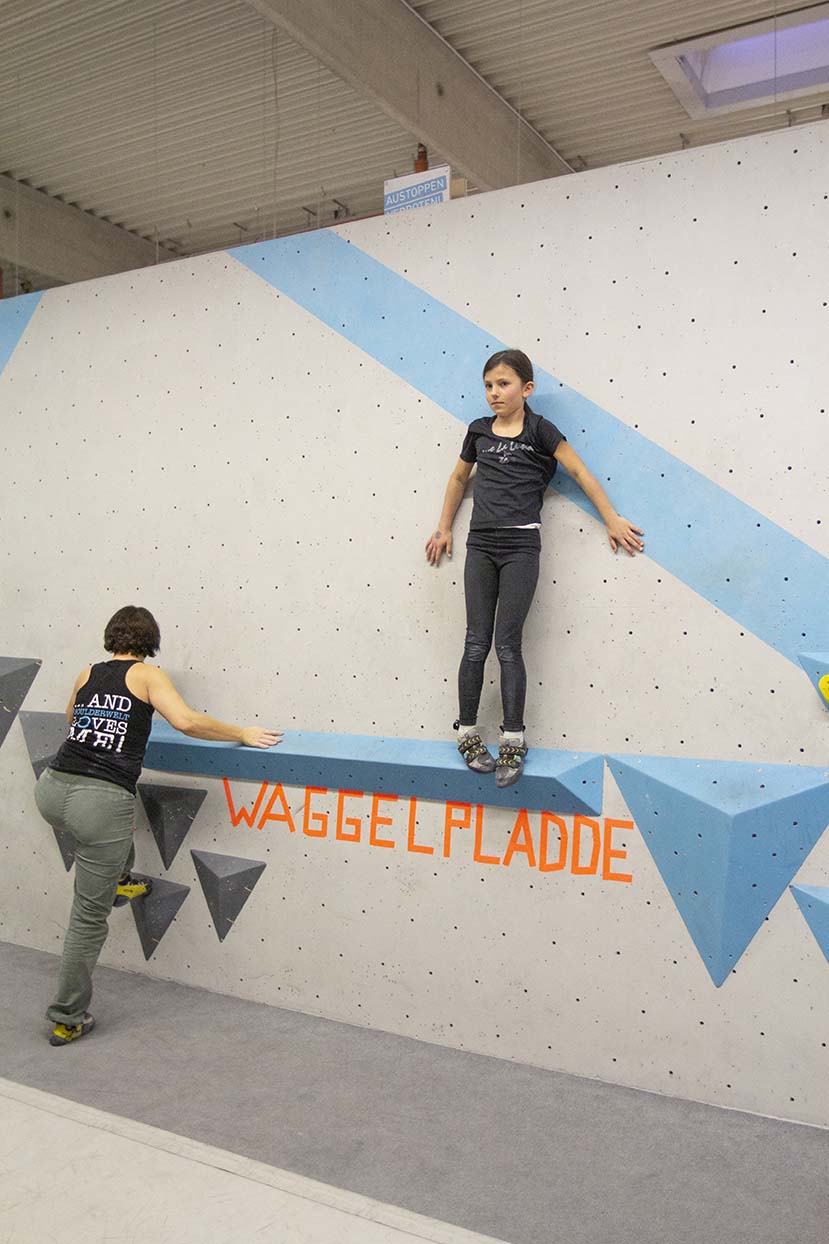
138,783,208,870
0,657,42,749
51,826,75,872
130,876,190,961
19,710,69,778
191,849,266,942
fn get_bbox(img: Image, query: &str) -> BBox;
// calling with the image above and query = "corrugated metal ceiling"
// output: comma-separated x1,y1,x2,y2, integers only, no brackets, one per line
1,0,827,290
0,0,445,269
408,0,829,165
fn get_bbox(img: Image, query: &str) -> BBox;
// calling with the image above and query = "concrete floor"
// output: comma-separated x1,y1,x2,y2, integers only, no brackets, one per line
1,939,827,1244
0,1078,506,1244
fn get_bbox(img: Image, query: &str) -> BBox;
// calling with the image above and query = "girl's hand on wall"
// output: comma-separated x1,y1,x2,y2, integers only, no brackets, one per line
425,529,452,566
606,517,644,556
241,726,283,748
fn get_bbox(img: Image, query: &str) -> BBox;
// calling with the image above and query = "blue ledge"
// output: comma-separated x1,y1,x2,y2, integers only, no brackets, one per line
145,720,604,815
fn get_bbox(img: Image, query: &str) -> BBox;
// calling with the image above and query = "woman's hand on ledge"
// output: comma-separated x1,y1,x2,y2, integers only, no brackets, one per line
240,726,283,749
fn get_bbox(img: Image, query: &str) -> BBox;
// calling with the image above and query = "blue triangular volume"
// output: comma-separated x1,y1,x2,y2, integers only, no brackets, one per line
607,755,829,987
0,291,42,377
790,885,829,963
798,652,829,710
553,754,604,816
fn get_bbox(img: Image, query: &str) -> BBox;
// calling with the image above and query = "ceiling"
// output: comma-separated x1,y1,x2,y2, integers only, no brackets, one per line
1,0,827,292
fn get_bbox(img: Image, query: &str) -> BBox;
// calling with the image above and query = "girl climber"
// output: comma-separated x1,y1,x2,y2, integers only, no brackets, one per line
426,348,643,787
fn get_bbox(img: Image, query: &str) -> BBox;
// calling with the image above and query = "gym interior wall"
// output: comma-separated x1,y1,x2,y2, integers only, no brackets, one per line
1,120,827,1127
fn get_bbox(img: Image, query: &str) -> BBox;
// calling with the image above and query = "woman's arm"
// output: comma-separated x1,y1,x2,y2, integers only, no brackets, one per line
554,441,644,556
425,458,474,566
65,667,91,722
144,668,282,749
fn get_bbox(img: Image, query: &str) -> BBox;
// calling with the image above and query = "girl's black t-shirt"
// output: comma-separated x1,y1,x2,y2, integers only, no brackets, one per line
50,660,154,795
460,410,565,529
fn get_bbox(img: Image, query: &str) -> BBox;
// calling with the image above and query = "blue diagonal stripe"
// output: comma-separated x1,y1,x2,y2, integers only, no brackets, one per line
231,230,829,666
0,291,42,376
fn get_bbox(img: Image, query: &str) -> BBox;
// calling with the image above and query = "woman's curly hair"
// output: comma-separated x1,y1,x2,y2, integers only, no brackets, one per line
103,606,160,659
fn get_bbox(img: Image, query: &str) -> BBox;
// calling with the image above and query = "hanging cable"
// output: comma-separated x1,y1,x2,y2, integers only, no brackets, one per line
316,59,323,231
152,17,159,264
516,0,524,185
270,26,282,239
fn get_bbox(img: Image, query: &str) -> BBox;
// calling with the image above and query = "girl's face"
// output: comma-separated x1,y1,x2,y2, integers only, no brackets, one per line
484,363,534,420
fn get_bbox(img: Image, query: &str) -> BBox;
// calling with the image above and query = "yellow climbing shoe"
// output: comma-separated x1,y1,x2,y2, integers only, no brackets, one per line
50,1013,95,1046
113,874,153,907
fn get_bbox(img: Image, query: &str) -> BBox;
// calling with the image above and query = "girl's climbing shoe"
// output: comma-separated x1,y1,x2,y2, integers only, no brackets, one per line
49,1013,95,1046
113,873,153,907
495,741,528,788
457,730,496,774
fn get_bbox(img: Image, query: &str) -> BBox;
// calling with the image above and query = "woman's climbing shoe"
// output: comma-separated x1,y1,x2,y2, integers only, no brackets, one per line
113,874,153,907
495,741,528,788
49,1013,95,1046
457,731,496,774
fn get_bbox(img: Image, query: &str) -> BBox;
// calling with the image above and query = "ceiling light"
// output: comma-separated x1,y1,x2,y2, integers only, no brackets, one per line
650,4,829,117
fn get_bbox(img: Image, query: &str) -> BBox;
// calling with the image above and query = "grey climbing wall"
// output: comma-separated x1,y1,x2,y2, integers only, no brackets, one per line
191,850,266,942
0,658,41,749
131,876,191,961
139,783,207,868
18,711,68,779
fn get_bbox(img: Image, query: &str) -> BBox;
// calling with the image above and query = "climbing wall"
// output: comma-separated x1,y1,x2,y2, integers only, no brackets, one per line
1,120,828,1126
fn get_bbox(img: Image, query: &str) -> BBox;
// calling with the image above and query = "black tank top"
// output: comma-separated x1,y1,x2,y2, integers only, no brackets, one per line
51,660,154,794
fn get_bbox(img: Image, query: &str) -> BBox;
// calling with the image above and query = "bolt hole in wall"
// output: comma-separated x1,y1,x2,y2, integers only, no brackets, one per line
1,124,828,1126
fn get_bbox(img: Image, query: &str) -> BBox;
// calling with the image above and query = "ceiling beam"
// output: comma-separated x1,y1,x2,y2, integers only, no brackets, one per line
0,174,177,287
245,0,572,189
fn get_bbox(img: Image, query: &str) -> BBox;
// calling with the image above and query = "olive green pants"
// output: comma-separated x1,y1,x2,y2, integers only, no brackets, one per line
35,767,136,1028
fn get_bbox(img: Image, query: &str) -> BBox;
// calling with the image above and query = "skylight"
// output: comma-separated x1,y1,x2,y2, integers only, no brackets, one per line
649,4,829,117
